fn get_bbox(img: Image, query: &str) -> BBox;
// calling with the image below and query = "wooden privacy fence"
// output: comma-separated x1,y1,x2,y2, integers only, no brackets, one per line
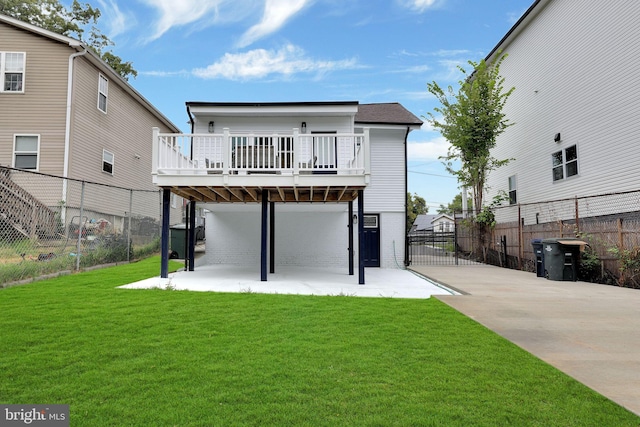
486,190,640,283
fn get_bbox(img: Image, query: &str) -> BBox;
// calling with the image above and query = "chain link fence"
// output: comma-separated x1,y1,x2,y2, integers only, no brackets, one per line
490,189,640,287
0,166,164,287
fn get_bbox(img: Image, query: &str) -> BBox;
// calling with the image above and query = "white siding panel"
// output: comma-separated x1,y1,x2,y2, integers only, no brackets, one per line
204,205,349,268
487,1,640,215
365,128,406,213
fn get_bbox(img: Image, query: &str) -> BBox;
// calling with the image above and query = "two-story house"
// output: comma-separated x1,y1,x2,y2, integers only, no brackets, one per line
482,0,640,224
0,13,182,237
153,101,422,283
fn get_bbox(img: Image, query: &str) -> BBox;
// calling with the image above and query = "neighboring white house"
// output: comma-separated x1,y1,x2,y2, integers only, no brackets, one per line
483,0,640,224
410,214,454,234
152,101,422,283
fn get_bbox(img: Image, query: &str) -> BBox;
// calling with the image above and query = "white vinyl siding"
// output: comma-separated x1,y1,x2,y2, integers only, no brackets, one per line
1,51,25,92
365,128,406,212
98,73,108,112
486,1,640,207
13,134,39,170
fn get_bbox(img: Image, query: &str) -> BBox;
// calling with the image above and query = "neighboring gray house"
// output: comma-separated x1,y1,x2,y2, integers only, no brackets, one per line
0,13,182,235
152,101,422,283
483,0,640,223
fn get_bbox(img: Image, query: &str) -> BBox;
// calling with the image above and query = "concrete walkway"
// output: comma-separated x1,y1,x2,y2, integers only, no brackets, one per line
410,264,640,416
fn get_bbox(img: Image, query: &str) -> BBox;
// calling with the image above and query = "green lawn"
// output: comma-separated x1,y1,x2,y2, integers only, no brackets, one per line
0,257,638,426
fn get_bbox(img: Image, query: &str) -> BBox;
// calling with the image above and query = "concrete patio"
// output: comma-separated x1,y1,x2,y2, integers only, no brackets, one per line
120,264,459,298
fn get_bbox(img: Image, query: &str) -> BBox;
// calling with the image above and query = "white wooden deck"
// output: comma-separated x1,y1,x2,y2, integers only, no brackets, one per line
152,127,370,203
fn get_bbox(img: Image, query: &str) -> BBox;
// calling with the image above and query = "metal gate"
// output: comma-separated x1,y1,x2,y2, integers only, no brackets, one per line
407,220,477,266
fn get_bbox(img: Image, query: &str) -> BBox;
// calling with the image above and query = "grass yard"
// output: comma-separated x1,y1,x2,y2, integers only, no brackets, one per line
0,257,638,426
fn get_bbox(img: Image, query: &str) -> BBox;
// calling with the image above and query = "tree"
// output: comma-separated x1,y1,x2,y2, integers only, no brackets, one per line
407,192,428,232
437,193,472,216
425,53,514,216
0,0,137,80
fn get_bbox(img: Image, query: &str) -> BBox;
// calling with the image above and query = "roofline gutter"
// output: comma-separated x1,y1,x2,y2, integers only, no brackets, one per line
61,45,88,220
484,0,547,62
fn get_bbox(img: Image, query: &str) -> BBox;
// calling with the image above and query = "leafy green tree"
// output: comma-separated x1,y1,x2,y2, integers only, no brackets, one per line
407,192,428,232
0,0,136,80
425,53,514,216
437,193,472,216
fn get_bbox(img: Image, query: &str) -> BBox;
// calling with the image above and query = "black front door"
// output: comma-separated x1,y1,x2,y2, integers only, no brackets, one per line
363,214,380,267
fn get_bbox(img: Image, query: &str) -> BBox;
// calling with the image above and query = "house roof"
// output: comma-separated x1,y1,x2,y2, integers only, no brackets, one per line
485,0,549,63
186,101,423,127
410,214,437,232
0,13,180,133
355,103,423,127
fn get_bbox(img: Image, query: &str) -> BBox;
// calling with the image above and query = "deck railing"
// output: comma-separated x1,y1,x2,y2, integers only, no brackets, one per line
152,127,369,177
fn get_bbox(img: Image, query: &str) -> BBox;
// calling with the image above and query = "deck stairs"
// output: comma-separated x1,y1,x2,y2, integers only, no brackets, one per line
0,169,58,239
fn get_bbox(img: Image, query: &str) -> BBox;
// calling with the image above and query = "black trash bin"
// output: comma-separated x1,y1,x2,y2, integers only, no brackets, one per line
169,224,187,259
541,238,587,281
531,239,544,277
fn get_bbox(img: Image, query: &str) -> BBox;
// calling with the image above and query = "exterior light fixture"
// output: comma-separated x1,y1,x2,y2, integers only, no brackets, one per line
554,132,561,142
353,214,358,224
208,121,215,133
301,122,307,133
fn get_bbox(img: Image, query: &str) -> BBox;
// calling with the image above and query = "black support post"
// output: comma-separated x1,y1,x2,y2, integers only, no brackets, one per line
348,200,354,275
188,201,196,271
270,201,275,274
358,190,365,285
160,189,170,278
261,189,268,281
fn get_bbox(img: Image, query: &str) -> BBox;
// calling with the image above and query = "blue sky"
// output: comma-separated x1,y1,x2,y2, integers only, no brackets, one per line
86,0,533,210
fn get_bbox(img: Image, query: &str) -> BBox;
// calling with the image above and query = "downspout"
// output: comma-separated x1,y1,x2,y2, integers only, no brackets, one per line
403,126,410,267
186,104,195,133
61,45,88,222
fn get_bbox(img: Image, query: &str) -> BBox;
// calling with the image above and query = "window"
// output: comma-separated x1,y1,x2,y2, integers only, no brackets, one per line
1,52,25,92
102,149,114,174
508,175,517,204
14,135,39,170
552,145,579,181
98,74,108,112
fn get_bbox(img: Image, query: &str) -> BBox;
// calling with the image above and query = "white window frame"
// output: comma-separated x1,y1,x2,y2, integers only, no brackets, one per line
1,52,26,93
13,134,40,170
102,149,114,175
552,145,579,182
98,74,108,113
508,175,517,205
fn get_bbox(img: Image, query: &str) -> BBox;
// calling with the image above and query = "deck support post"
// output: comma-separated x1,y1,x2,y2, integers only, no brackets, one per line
188,200,196,271
348,200,354,275
358,190,365,285
160,188,171,278
261,189,269,281
270,201,275,274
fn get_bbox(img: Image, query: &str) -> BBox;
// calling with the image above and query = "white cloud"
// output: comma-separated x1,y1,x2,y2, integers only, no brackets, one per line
139,0,226,42
97,0,131,37
192,44,358,80
237,0,311,47
407,135,450,161
399,0,442,13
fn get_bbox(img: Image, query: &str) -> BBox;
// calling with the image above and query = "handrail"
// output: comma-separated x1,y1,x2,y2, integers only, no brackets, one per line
153,128,369,177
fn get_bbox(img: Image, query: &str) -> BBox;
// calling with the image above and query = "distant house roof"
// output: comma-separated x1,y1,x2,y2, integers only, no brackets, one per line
410,214,437,232
355,103,423,127
432,214,454,223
